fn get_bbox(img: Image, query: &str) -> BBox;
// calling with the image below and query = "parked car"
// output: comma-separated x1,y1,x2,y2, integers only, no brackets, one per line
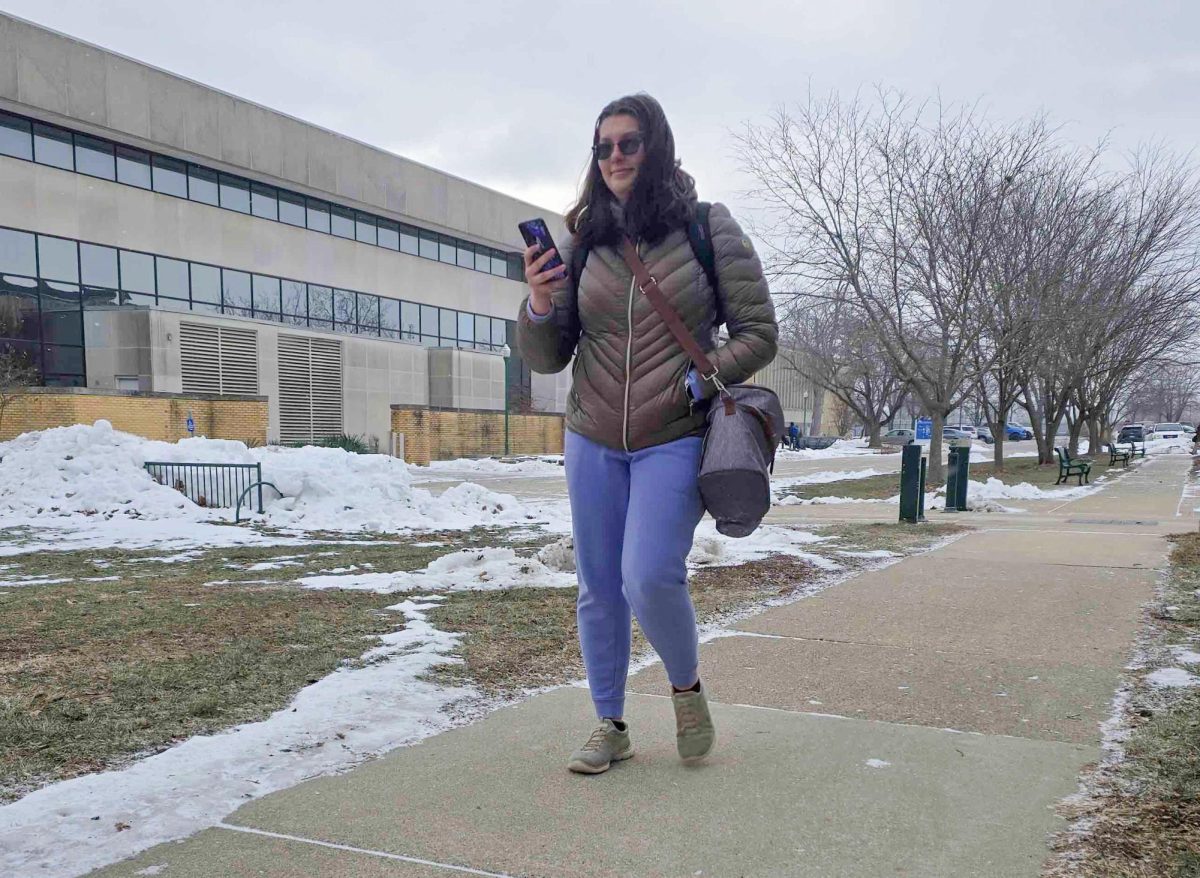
1005,423,1033,440
975,425,995,444
956,425,979,439
1117,424,1146,443
943,427,971,440
884,428,915,440
1149,423,1187,440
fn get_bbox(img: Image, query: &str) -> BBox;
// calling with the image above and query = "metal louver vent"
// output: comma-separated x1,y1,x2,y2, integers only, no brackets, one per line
278,334,343,444
179,322,259,395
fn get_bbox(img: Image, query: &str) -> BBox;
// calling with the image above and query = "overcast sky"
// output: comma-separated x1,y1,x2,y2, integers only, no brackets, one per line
7,0,1199,220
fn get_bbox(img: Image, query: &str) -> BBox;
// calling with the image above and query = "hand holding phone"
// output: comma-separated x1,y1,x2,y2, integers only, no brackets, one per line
518,218,567,315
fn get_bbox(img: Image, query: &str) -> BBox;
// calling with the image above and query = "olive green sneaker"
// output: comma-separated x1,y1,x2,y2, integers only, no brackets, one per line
566,719,633,774
672,684,716,763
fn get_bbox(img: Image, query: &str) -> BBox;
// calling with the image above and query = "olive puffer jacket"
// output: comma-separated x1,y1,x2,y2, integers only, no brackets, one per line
517,202,777,452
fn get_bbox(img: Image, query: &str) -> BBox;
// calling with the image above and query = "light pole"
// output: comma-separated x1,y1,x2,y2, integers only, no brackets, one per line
500,344,511,457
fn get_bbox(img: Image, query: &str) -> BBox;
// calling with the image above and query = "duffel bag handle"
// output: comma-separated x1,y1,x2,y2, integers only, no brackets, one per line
619,238,735,416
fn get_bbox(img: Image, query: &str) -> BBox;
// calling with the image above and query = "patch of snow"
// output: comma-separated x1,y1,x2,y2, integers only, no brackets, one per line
1171,647,1200,665
134,865,168,876
835,549,900,559
417,456,565,479
243,557,303,572
536,536,576,573
864,759,892,769
0,597,471,878
777,439,897,460
0,576,72,587
688,523,836,569
299,547,576,594
1145,667,1199,688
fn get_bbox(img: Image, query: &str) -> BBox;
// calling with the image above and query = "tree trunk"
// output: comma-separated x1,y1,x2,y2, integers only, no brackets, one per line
867,422,882,449
989,417,1006,472
809,388,825,436
1068,417,1084,458
1087,417,1103,455
928,411,946,485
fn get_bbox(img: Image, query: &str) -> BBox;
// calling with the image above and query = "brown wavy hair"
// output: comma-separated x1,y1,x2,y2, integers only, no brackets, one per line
565,93,698,249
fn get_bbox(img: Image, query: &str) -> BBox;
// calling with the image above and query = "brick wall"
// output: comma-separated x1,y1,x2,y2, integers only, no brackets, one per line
0,388,268,443
391,405,565,465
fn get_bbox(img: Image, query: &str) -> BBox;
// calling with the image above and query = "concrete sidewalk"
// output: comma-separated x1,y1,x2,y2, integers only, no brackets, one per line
91,456,1197,878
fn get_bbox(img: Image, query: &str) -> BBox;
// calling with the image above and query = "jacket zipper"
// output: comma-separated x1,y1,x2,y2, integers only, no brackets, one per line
621,240,638,452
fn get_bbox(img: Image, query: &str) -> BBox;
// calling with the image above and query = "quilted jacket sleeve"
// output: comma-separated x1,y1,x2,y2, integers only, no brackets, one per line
516,243,581,374
693,202,778,399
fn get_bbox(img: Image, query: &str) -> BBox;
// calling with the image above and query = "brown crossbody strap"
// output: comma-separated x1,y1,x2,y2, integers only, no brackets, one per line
619,237,735,414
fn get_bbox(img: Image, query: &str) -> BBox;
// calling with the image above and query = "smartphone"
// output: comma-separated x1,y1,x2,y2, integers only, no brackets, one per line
518,218,565,276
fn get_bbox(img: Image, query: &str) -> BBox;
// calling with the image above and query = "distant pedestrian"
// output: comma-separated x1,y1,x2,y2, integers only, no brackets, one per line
1192,424,1200,455
787,421,801,450
518,93,777,774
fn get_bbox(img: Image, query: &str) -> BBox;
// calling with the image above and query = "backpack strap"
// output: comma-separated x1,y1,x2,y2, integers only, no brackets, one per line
569,242,590,294
687,201,723,327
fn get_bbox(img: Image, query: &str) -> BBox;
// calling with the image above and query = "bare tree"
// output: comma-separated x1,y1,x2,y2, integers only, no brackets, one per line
778,297,908,447
737,90,1051,480
0,346,38,438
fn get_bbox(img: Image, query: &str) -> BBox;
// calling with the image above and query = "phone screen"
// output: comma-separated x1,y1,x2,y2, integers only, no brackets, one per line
518,218,565,273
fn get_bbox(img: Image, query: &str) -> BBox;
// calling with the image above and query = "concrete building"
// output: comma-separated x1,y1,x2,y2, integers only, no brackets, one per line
0,12,571,448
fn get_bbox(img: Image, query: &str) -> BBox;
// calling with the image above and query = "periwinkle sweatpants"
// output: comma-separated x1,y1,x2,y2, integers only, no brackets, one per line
565,429,705,719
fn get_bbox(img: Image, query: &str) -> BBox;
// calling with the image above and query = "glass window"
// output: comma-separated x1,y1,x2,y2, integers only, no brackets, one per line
507,254,524,280
188,165,219,205
80,243,119,287
355,213,377,245
190,264,221,309
40,283,83,345
119,250,155,295
333,288,356,326
420,304,438,337
0,228,37,276
378,220,399,250
330,206,354,239
82,285,119,309
380,298,400,339
219,174,251,213
44,373,85,388
493,318,507,350
74,134,115,180
419,229,439,260
44,344,85,375
156,257,190,299
401,302,420,341
252,274,281,317
306,198,330,233
38,236,79,283
475,247,492,272
0,112,33,160
308,285,333,328
491,252,508,277
278,190,306,227
151,154,188,197
356,293,379,334
475,316,493,348
281,279,306,320
116,145,152,188
221,269,251,316
439,236,457,265
32,123,73,170
0,276,40,341
440,309,457,340
458,312,474,347
251,183,279,220
400,225,420,256
457,242,475,269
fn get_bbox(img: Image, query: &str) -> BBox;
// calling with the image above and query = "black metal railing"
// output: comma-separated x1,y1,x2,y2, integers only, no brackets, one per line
143,461,265,513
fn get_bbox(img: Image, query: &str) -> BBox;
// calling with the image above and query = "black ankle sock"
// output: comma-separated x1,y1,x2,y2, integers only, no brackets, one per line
672,680,701,694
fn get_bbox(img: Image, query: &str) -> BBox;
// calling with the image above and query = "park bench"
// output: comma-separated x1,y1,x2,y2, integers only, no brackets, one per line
1054,447,1092,485
1106,443,1132,467
1127,440,1146,459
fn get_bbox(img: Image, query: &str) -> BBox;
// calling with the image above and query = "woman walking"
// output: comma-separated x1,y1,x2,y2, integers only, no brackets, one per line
518,93,777,774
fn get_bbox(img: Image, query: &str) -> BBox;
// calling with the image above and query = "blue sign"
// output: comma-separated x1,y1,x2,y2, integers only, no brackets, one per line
915,418,932,440
186,415,195,435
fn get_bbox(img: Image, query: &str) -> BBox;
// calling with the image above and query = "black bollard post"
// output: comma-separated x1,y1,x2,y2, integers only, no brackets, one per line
899,443,924,523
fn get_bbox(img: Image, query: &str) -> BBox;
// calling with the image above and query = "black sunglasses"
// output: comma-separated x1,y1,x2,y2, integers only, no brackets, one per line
592,133,644,161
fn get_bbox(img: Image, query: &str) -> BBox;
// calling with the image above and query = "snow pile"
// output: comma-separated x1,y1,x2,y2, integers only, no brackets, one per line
299,547,576,593
0,422,542,534
960,477,1097,501
777,439,896,460
537,536,576,573
1144,437,1193,455
0,596,470,878
778,494,898,506
688,522,837,569
418,456,565,479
